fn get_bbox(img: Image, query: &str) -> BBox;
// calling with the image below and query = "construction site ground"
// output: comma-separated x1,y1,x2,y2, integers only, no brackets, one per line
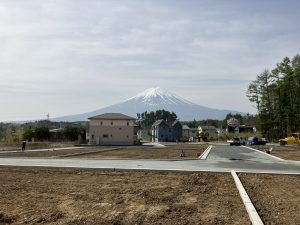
255,144,300,161
0,143,299,224
0,144,208,160
0,168,250,225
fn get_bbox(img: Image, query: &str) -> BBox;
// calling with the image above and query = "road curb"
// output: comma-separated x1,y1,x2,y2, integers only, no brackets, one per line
56,148,120,158
199,145,212,160
231,170,264,225
242,146,284,161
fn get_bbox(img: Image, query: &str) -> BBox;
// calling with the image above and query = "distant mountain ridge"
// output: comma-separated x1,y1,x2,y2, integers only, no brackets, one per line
53,87,242,121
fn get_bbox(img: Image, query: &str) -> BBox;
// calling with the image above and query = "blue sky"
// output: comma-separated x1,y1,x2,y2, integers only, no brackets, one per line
1,0,300,121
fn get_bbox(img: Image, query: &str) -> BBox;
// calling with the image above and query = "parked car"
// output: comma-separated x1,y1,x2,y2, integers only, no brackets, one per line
227,137,245,146
247,137,267,145
239,137,247,145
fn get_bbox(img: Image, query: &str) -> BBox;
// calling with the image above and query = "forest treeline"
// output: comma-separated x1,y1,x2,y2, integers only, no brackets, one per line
0,120,86,142
182,113,257,129
247,54,300,140
137,110,178,128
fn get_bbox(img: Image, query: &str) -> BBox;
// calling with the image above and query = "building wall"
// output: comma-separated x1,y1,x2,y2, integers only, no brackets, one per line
152,122,182,142
89,119,134,145
172,123,182,141
199,127,218,139
182,129,198,141
153,123,173,142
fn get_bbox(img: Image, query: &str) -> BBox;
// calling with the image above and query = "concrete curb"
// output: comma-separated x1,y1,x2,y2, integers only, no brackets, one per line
242,146,284,161
0,146,88,154
198,145,212,160
231,170,264,225
56,148,120,158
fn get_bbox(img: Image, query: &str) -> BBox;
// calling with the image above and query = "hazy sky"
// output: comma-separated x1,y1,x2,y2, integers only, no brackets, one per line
1,0,300,121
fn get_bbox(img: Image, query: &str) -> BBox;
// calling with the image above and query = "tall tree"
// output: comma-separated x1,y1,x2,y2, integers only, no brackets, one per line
137,110,178,129
247,55,300,140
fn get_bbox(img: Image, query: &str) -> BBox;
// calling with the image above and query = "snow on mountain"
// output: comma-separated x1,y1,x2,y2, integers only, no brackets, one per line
126,87,194,106
53,87,242,121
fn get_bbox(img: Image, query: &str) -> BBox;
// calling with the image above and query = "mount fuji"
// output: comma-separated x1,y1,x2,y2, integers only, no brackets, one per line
53,87,242,121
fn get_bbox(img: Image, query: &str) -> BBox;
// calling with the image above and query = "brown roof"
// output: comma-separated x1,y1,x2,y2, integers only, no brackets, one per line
88,113,136,120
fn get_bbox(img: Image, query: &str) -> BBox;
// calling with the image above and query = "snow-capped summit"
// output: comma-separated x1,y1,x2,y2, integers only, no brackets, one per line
129,87,174,100
53,87,242,121
127,87,194,106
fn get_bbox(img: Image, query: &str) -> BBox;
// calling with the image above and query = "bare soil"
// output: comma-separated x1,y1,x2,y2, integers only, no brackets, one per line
0,147,115,158
0,143,299,224
0,144,208,160
71,144,208,159
241,173,300,225
0,168,249,225
256,145,300,161
0,142,75,151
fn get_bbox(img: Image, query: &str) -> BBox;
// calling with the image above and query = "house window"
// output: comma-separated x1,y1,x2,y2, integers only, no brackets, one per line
127,122,129,126
111,134,113,137
111,122,113,125
119,127,122,130
103,134,109,138
101,121,103,126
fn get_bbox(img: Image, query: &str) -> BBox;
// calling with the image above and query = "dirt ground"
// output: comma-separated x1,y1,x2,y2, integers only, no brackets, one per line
0,168,249,225
0,142,75,151
71,144,208,159
240,173,300,225
0,144,208,160
0,147,115,158
255,145,300,161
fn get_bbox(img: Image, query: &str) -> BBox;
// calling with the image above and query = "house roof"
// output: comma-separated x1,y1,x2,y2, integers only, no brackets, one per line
198,125,216,130
152,119,182,128
88,113,136,120
152,119,166,127
182,125,190,130
172,120,181,127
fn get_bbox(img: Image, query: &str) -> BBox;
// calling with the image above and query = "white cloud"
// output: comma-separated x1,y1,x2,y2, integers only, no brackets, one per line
0,0,299,120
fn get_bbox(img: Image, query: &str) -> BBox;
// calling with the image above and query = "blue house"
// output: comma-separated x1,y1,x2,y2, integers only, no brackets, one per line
151,119,182,142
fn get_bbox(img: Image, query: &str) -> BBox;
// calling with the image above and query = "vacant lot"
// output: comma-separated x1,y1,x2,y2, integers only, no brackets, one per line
255,145,300,161
71,144,208,159
3,143,299,160
1,143,299,224
0,147,115,158
241,173,300,225
0,142,75,151
0,168,249,225
0,144,208,160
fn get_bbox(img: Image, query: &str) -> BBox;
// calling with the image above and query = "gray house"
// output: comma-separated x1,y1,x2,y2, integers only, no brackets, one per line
151,120,182,142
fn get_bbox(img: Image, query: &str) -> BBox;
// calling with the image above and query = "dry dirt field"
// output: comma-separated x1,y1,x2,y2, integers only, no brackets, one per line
0,168,249,225
0,144,208,160
0,147,115,158
241,173,300,225
1,143,299,224
0,142,75,151
255,145,300,161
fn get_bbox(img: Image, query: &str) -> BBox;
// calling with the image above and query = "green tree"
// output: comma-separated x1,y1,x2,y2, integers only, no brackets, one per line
62,126,85,141
247,54,300,140
34,127,50,141
137,110,178,129
23,128,34,141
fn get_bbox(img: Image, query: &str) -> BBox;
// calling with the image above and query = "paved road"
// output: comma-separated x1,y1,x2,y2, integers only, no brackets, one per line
0,144,299,174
